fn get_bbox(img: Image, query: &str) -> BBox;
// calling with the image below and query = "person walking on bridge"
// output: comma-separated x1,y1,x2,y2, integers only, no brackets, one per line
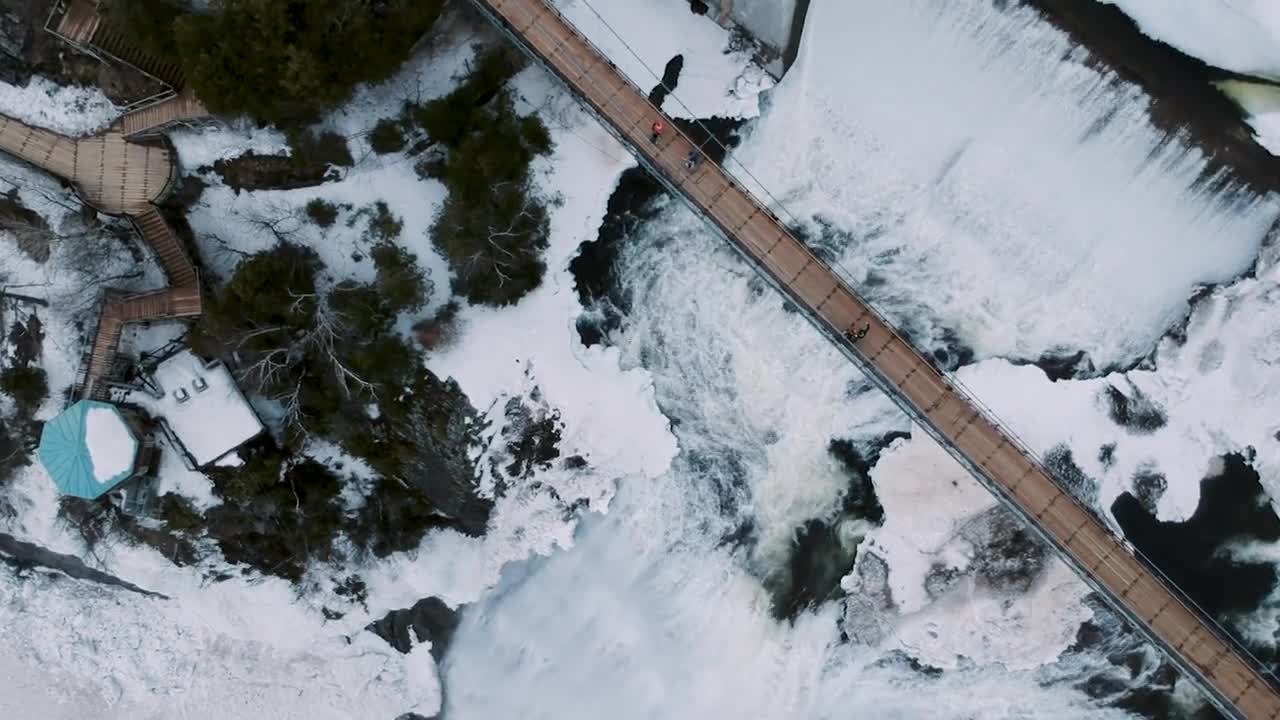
845,322,870,342
650,119,665,144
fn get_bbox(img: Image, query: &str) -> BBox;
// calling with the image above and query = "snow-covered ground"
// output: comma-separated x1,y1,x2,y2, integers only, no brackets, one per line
1098,0,1280,81
0,28,490,720
553,0,773,120
442,0,1280,717
3,0,1280,718
0,8,696,719
1219,80,1280,156
1095,0,1280,156
0,565,439,720
0,75,117,135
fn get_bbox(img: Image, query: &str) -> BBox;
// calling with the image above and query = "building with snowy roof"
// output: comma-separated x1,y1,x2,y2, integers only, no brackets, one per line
130,349,265,468
37,400,157,499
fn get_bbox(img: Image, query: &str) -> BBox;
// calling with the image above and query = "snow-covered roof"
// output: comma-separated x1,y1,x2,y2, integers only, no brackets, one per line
133,350,264,467
85,407,135,481
37,400,139,499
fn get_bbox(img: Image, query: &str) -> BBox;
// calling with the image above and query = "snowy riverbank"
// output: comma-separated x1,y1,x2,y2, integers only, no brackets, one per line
2,0,1280,718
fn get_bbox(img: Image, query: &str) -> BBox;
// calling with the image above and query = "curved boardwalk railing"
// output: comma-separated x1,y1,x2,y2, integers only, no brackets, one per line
0,110,202,399
0,115,172,214
468,0,1280,717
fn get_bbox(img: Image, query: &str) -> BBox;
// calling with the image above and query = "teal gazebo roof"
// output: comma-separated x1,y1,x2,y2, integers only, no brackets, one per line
38,400,138,499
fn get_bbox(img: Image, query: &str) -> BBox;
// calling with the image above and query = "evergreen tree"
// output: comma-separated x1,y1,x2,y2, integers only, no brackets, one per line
173,0,444,125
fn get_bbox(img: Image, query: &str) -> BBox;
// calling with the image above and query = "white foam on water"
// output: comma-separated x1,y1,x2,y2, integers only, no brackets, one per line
442,0,1280,716
731,0,1278,369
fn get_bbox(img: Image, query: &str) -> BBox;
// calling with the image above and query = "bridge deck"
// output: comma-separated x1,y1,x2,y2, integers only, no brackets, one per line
471,1,1280,718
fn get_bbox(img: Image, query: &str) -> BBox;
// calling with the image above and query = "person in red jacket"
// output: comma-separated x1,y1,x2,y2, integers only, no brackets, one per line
650,119,665,143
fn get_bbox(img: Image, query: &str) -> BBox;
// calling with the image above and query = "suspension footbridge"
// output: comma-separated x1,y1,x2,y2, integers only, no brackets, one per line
467,1,1280,717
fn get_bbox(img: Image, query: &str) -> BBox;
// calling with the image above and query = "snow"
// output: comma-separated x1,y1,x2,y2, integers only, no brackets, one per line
214,452,243,468
933,235,1280,527
552,0,773,120
84,406,136,483
1218,80,1280,156
173,31,476,298
431,78,676,481
168,121,289,170
186,160,450,293
703,0,798,55
864,434,1093,670
0,76,118,135
129,350,264,467
152,435,220,510
4,0,1277,716
358,63,680,612
0,565,441,720
0,36,474,720
117,321,188,359
728,0,1278,370
305,439,377,511
1098,0,1280,81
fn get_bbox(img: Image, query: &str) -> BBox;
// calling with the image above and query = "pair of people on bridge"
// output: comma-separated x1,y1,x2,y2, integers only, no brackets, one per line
845,322,870,342
650,119,703,172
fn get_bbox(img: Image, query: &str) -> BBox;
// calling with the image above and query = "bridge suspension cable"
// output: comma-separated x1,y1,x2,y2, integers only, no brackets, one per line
568,0,1280,692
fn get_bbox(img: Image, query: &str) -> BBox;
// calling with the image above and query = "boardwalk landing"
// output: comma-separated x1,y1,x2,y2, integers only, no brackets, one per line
6,4,212,399
0,115,172,214
51,0,211,137
469,0,1280,717
0,114,201,399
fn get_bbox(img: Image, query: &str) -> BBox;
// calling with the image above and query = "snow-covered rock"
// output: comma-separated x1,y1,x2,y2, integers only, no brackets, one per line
1098,0,1280,80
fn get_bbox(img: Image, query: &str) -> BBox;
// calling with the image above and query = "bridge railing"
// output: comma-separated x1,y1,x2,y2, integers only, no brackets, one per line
470,0,1280,707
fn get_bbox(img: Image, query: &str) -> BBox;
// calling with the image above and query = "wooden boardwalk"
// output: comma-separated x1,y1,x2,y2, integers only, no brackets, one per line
79,282,202,400
55,0,186,89
115,91,210,138
131,205,198,286
53,0,100,44
0,1,205,399
0,115,172,214
469,1,1280,718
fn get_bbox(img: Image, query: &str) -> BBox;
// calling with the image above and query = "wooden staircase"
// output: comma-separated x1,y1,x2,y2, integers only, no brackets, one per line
52,0,101,45
79,280,202,400
131,206,197,286
116,91,210,138
45,3,215,403
116,284,203,322
88,23,186,90
81,299,124,400
76,206,203,399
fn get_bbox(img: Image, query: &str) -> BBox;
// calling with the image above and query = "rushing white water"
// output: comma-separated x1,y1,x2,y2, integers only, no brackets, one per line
444,489,1130,720
731,0,1278,370
442,0,1280,717
442,204,1130,718
4,0,1271,715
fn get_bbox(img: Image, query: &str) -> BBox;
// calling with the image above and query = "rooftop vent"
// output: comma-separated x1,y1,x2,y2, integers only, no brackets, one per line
173,387,190,403
192,376,209,393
